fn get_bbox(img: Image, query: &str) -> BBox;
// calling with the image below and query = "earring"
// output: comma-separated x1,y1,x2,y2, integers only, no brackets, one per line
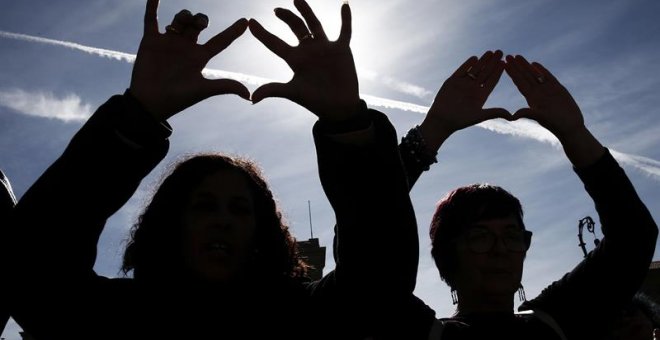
518,284,527,302
451,288,458,305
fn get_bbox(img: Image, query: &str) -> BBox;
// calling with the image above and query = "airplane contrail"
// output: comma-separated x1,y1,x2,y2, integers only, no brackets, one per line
1,30,659,181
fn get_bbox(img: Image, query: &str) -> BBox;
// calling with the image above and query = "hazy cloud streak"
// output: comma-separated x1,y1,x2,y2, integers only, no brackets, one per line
0,31,136,63
360,68,434,99
2,30,659,180
0,89,92,122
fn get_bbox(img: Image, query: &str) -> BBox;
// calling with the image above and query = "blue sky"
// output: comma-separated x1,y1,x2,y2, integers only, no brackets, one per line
1,0,659,337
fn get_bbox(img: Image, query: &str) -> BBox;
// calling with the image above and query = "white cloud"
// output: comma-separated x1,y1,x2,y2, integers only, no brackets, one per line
359,68,434,100
0,89,92,122
0,30,136,63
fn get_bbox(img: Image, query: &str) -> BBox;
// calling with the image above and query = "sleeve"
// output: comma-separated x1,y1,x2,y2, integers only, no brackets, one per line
520,149,658,340
307,103,436,339
4,91,171,338
0,169,17,336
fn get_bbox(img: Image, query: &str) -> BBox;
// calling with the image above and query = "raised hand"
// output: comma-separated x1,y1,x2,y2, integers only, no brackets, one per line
505,55,603,167
130,0,250,121
249,0,360,122
504,55,585,139
421,50,510,151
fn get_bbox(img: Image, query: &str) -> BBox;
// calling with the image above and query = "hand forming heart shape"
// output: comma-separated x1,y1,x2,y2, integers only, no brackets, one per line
129,0,587,146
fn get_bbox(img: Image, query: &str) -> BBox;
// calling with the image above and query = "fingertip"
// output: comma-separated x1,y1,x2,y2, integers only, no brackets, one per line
234,18,249,33
239,91,251,101
512,108,532,120
294,0,311,11
247,18,261,34
500,110,514,121
144,0,160,33
250,88,264,104
341,2,352,16
193,13,210,29
248,18,261,29
338,3,352,44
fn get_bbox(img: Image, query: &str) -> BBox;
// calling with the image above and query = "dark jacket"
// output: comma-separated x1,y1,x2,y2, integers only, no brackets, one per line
1,169,17,336
5,93,424,340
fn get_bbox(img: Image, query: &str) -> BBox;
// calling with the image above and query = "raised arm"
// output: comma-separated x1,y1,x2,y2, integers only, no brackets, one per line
506,55,658,339
5,0,249,337
250,1,431,337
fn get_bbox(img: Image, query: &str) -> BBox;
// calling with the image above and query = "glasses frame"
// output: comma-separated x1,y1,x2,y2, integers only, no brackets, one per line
454,226,533,254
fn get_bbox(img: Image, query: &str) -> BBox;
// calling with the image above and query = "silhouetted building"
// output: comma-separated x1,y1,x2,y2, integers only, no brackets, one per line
641,261,660,302
297,238,326,281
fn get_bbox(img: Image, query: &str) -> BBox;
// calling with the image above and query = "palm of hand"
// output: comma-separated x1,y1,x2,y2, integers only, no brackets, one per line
430,76,496,131
132,35,210,119
521,83,584,138
284,42,359,120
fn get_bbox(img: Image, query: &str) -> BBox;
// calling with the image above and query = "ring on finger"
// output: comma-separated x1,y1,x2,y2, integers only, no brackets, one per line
165,25,181,34
466,71,478,80
300,33,315,41
536,75,546,84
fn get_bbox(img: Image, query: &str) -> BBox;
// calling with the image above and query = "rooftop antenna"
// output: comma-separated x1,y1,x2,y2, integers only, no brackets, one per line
308,200,314,239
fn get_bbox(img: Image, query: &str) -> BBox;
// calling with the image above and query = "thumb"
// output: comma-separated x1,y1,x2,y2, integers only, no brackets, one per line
482,108,512,121
201,79,250,101
511,108,534,121
251,82,294,104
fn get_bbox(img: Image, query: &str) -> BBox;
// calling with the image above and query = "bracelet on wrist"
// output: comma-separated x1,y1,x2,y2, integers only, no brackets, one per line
400,125,438,171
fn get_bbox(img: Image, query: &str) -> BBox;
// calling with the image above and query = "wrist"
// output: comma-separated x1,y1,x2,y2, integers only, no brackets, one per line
127,86,168,122
316,100,370,133
420,117,454,152
555,124,590,145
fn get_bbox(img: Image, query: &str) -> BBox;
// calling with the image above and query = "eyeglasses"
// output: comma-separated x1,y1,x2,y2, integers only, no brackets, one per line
458,227,532,253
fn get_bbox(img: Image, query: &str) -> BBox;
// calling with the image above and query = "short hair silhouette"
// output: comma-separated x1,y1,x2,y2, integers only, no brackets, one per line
429,183,527,288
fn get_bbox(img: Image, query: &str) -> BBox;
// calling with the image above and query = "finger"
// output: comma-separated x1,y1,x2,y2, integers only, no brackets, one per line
482,60,505,92
466,50,493,78
505,55,532,95
200,79,251,101
514,55,538,86
165,9,193,35
248,19,292,59
337,3,352,45
481,108,513,121
251,82,295,104
477,50,503,84
511,107,534,121
531,61,559,85
274,8,311,41
183,13,210,42
450,56,478,78
204,18,249,57
144,0,159,35
294,0,328,41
